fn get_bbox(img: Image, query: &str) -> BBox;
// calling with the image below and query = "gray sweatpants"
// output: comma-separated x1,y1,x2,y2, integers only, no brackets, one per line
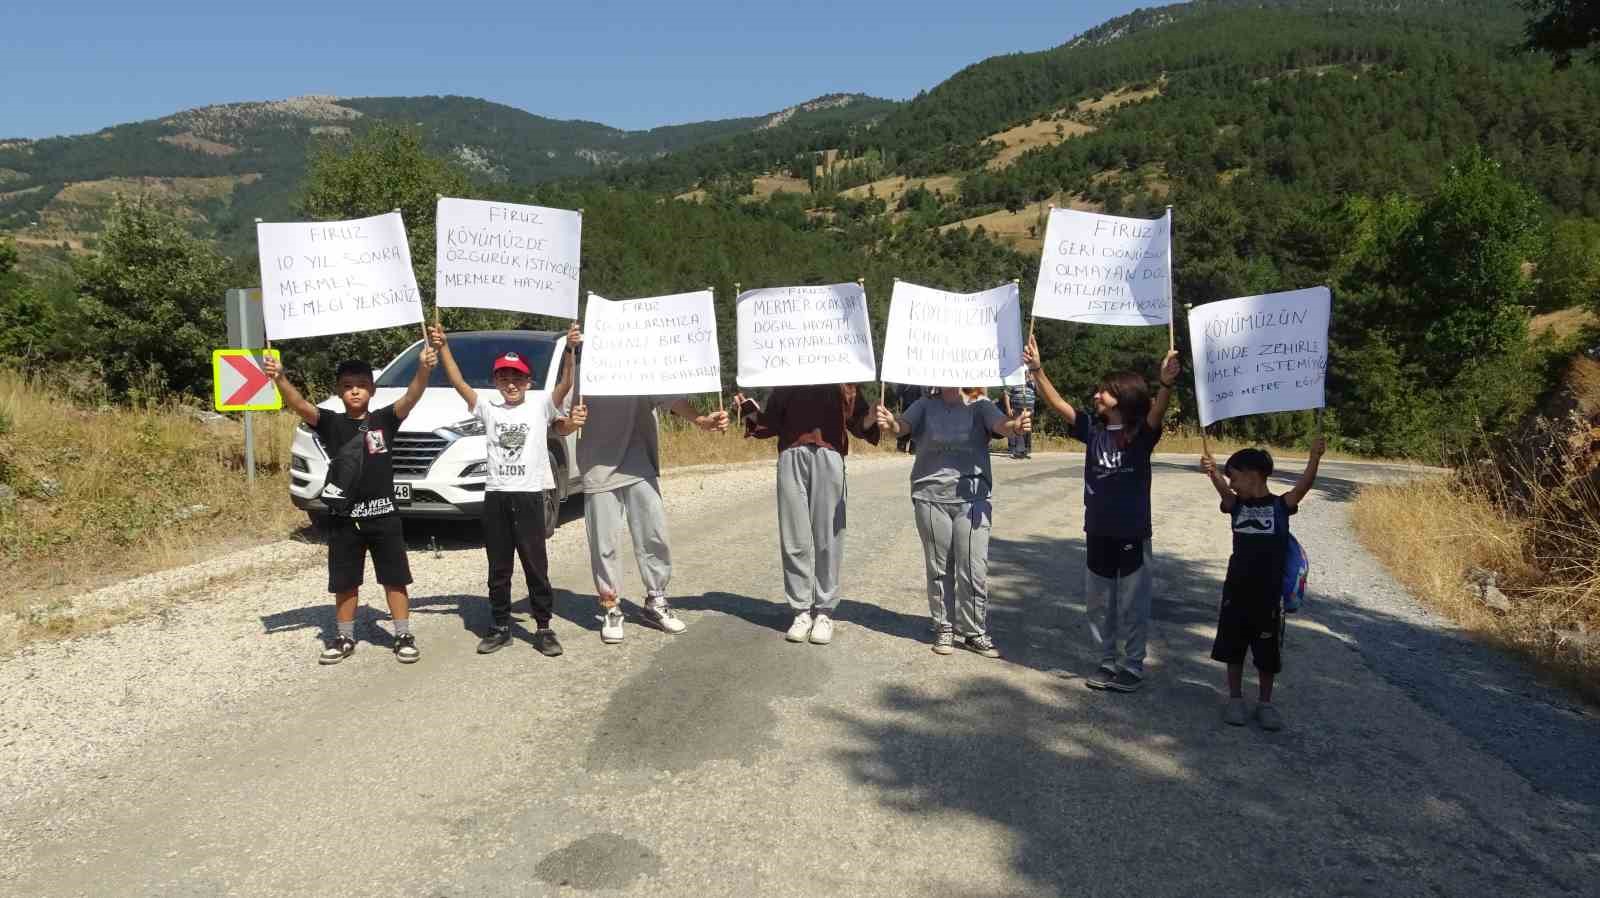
585,477,671,606
1085,540,1154,677
913,498,992,637
776,445,847,613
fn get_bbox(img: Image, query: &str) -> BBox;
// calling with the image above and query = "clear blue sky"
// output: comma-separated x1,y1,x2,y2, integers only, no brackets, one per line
2,1,1153,139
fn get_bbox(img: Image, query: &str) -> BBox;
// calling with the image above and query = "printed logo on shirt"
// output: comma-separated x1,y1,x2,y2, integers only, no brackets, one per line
495,422,528,453
1233,504,1277,534
364,430,388,455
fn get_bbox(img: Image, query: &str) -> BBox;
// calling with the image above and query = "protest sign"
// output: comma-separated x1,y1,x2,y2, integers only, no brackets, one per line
1187,286,1331,427
735,283,876,388
435,197,581,318
1033,207,1171,326
580,291,721,396
880,281,1025,388
257,212,423,341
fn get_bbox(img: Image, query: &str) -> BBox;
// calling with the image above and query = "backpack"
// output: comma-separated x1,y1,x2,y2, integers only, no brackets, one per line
320,423,369,516
1281,534,1309,613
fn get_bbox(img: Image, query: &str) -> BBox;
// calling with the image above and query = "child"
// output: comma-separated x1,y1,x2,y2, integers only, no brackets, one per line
1200,439,1325,731
732,385,880,645
429,324,585,657
552,324,729,644
876,386,1031,657
1002,371,1037,459
266,346,437,665
1023,334,1180,692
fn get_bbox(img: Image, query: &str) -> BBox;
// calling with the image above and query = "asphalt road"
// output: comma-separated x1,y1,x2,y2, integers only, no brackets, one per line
4,453,1597,897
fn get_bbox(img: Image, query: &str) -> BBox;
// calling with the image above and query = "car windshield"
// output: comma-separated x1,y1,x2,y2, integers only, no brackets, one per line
375,332,560,390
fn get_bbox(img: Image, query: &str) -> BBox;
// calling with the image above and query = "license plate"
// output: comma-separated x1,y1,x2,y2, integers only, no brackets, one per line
393,483,412,503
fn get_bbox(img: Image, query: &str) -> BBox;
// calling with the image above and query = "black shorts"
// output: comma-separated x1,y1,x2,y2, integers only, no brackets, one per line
325,514,413,594
1210,582,1284,673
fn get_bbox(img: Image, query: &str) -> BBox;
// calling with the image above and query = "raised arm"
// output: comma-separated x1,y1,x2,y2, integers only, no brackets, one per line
1283,437,1326,510
1147,349,1180,432
428,325,476,411
1023,334,1076,427
667,397,729,432
1200,453,1238,513
554,401,587,435
551,321,580,408
391,345,437,421
263,354,320,427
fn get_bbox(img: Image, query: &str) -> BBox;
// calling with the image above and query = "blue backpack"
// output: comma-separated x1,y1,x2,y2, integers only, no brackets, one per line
1282,534,1309,613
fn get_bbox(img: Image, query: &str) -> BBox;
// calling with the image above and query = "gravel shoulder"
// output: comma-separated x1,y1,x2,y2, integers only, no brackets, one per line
2,452,1595,896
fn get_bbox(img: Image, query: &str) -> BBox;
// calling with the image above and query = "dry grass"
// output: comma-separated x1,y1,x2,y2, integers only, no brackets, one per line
1076,81,1164,115
938,193,1101,255
749,175,811,198
0,372,306,643
1529,307,1598,341
1352,445,1600,705
840,175,962,206
984,116,1096,170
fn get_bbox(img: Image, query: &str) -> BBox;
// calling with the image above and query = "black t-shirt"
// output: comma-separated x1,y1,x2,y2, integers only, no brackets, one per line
1071,414,1161,539
1224,494,1295,595
313,405,403,518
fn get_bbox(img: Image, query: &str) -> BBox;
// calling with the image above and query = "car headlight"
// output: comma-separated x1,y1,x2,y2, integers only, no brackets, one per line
443,417,485,437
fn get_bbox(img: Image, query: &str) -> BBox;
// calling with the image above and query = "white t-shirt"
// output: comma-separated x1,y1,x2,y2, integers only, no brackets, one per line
474,393,561,493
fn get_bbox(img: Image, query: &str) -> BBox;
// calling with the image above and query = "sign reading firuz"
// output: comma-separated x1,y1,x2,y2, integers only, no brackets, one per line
1187,286,1331,427
257,212,423,341
581,291,722,396
736,283,876,388
880,281,1025,388
1033,207,1171,326
435,197,581,318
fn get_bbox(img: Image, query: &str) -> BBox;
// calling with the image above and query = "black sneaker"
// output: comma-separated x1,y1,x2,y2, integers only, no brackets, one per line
319,634,356,665
393,633,421,664
533,627,563,657
477,627,512,654
1085,666,1118,689
1106,670,1144,692
962,634,1001,659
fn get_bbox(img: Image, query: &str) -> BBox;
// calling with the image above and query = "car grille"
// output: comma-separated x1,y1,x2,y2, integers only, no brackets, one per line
391,433,449,477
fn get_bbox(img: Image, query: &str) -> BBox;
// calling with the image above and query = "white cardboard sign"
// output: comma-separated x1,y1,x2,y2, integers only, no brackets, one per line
435,197,581,318
1187,286,1331,427
580,291,722,396
735,283,876,388
257,212,423,340
1033,207,1171,326
880,280,1026,388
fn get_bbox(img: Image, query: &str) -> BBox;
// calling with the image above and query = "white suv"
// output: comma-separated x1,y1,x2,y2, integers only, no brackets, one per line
289,329,582,536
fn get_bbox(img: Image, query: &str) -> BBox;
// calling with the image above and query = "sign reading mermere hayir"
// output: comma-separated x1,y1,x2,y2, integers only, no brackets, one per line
435,197,581,318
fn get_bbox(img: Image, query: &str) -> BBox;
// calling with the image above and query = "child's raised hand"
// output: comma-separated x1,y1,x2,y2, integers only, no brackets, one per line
875,403,895,430
568,403,588,427
567,321,583,348
419,346,438,370
1310,436,1326,460
427,324,446,348
1017,409,1032,434
1200,454,1217,477
1023,334,1042,370
1159,350,1180,387
263,354,283,381
698,410,730,432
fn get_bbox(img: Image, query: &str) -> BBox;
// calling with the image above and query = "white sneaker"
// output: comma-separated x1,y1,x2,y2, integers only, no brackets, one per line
643,598,686,634
600,606,625,644
785,611,813,643
808,614,833,645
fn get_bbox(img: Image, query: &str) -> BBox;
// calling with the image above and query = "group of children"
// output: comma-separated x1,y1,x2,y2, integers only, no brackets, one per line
263,326,1325,730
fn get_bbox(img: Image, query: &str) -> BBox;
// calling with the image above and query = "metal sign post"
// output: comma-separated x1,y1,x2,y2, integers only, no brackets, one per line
223,289,268,484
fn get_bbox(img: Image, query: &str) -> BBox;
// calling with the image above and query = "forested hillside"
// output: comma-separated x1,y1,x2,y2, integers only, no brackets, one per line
1,0,1596,463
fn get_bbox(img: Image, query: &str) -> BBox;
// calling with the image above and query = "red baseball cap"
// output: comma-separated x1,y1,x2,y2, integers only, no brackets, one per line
492,352,531,375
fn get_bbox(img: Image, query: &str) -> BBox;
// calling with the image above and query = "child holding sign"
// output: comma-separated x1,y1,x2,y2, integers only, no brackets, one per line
429,324,587,657
265,348,437,665
733,385,880,645
1200,440,1324,731
1023,334,1180,691
876,387,1032,657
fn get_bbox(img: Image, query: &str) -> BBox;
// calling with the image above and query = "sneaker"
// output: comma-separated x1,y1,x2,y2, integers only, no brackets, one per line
600,606,626,644
476,627,512,654
643,598,686,634
533,627,564,657
1223,696,1248,726
962,633,1001,659
785,611,814,643
1255,703,1284,732
808,614,834,645
319,634,356,665
1085,666,1118,690
932,627,955,655
1105,670,1143,692
393,633,420,664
